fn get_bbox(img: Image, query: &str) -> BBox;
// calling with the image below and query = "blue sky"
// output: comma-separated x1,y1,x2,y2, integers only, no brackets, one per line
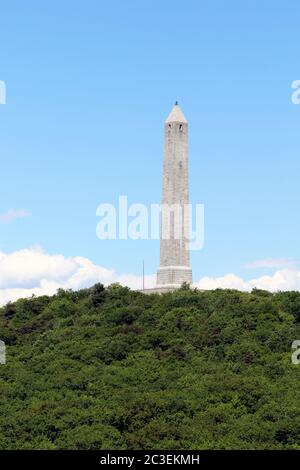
0,0,300,299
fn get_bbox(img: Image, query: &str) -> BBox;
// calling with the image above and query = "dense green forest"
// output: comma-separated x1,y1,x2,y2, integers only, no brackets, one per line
0,284,300,450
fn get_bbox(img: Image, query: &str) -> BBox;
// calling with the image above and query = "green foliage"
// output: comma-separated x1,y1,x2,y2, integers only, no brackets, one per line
0,286,300,449
90,283,106,308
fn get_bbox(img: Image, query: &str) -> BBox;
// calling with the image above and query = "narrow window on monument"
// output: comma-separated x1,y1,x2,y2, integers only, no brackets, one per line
169,124,171,128
179,124,183,131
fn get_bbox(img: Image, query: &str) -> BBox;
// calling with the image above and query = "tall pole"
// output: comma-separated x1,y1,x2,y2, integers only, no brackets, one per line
142,260,145,291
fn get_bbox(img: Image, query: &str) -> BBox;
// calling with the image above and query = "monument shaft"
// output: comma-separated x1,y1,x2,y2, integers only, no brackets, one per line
157,103,192,287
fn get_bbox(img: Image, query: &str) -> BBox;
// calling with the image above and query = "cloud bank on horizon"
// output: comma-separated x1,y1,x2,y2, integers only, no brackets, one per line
0,248,299,307
0,247,155,306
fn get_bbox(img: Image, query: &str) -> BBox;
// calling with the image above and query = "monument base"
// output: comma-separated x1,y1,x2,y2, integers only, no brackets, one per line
156,265,192,286
140,285,181,295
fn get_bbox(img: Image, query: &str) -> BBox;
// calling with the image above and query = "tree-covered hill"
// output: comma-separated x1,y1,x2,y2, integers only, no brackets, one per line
0,284,300,450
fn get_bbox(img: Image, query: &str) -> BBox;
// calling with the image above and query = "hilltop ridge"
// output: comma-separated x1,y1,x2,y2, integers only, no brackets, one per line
0,284,300,450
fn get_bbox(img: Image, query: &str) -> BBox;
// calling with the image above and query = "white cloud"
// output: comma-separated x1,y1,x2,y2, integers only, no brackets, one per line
1,247,300,307
0,247,155,306
196,273,250,291
244,258,298,269
195,269,300,292
0,209,31,224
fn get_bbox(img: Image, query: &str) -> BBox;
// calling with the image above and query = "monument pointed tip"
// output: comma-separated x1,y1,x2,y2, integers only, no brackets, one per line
165,102,187,123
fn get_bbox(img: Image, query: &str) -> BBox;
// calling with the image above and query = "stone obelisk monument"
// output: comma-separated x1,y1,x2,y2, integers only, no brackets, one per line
156,102,192,287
